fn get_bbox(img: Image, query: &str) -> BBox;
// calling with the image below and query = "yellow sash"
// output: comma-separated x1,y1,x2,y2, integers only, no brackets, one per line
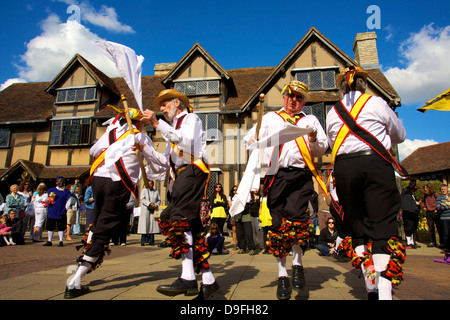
277,111,328,197
331,94,372,165
90,128,140,176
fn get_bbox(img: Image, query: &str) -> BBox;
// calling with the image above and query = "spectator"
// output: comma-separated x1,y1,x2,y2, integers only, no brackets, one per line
235,192,256,255
4,184,24,217
83,185,95,234
44,176,72,247
436,184,450,251
0,214,14,245
227,186,238,250
206,223,228,254
71,181,83,236
317,217,338,256
8,209,24,245
259,191,272,254
111,193,136,246
401,180,420,249
199,196,211,233
421,183,444,248
32,183,48,242
138,180,161,246
249,189,263,251
209,183,228,235
18,179,34,239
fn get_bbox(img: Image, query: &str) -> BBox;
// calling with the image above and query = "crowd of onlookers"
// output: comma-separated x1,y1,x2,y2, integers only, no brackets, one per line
1,178,448,257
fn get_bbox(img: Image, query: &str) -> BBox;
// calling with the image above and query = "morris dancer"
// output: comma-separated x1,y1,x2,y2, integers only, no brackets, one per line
64,106,167,299
244,81,328,300
326,66,407,300
142,89,219,300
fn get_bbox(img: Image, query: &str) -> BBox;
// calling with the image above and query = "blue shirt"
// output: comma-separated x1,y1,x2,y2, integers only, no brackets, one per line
47,187,71,220
84,186,95,210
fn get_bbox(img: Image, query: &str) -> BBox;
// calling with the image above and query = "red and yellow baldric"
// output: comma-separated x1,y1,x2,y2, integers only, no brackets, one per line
331,94,372,165
89,127,140,197
267,110,328,196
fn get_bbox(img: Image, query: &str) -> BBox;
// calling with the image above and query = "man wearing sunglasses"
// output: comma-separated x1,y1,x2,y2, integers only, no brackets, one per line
244,80,328,300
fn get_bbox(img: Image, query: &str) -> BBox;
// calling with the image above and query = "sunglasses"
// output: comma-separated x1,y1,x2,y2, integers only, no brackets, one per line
285,93,305,101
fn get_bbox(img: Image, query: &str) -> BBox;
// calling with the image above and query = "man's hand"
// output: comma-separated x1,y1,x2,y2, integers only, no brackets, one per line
307,126,317,142
141,110,159,127
248,135,257,145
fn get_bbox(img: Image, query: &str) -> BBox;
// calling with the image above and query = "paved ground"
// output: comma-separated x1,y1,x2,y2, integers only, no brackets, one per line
0,232,448,314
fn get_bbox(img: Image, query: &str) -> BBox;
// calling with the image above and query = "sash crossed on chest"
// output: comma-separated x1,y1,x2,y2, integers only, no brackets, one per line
264,110,328,196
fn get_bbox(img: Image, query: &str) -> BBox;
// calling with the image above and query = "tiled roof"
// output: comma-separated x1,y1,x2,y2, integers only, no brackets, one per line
0,81,53,123
401,141,450,175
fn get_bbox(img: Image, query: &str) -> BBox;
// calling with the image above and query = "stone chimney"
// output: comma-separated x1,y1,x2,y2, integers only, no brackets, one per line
154,62,177,76
353,32,380,69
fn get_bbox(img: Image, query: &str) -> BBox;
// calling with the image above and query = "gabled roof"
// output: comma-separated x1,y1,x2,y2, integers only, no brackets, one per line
45,53,120,97
0,81,53,123
162,43,230,86
240,27,400,112
0,159,44,182
401,141,450,175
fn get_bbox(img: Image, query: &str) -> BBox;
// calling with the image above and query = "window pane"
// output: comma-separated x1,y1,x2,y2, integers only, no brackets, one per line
80,119,91,144
197,81,208,94
206,114,219,140
197,114,206,132
85,87,95,100
297,72,309,85
311,103,325,130
50,122,61,145
61,120,71,145
56,91,67,103
322,70,336,89
302,106,312,115
66,90,76,102
75,89,85,101
208,80,219,94
0,128,10,147
186,82,196,94
70,120,81,144
206,172,219,198
174,82,185,94
309,70,322,89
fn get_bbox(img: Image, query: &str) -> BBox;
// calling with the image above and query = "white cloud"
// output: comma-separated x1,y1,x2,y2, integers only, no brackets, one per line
13,14,120,83
384,24,450,105
398,138,438,161
0,78,27,91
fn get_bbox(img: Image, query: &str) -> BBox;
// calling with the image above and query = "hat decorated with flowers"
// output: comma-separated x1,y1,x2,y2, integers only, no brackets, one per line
281,80,310,100
106,104,143,123
336,66,368,88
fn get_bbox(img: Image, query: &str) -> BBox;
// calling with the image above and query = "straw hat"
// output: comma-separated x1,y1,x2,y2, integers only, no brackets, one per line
281,80,310,100
336,66,368,87
153,89,191,111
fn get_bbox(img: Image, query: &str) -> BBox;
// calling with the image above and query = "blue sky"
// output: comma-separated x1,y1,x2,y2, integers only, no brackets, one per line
0,0,449,160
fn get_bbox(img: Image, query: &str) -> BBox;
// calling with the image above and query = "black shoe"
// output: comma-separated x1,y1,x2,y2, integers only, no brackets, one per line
292,265,305,291
64,286,91,299
43,241,52,246
156,277,198,296
194,281,220,300
276,276,291,300
58,241,64,247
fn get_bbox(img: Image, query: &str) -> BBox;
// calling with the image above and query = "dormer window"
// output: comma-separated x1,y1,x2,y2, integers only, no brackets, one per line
174,79,220,96
293,67,339,90
56,86,96,103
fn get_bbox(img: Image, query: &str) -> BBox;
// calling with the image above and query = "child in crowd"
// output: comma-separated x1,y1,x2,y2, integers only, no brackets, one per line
0,214,14,245
206,223,228,254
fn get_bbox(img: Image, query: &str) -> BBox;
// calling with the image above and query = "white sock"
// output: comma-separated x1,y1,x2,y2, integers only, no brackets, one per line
67,255,97,289
58,231,64,242
373,253,392,300
180,231,196,281
48,231,54,242
202,268,215,285
277,257,288,278
335,236,342,251
291,244,303,266
355,245,377,293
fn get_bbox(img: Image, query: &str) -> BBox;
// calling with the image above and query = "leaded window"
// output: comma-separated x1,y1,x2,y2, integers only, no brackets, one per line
56,87,97,103
175,80,220,95
295,68,337,90
50,118,91,146
197,113,219,141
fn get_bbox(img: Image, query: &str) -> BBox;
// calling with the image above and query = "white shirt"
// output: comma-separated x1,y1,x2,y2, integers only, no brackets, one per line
156,111,209,170
90,122,168,185
244,108,328,169
326,91,406,156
